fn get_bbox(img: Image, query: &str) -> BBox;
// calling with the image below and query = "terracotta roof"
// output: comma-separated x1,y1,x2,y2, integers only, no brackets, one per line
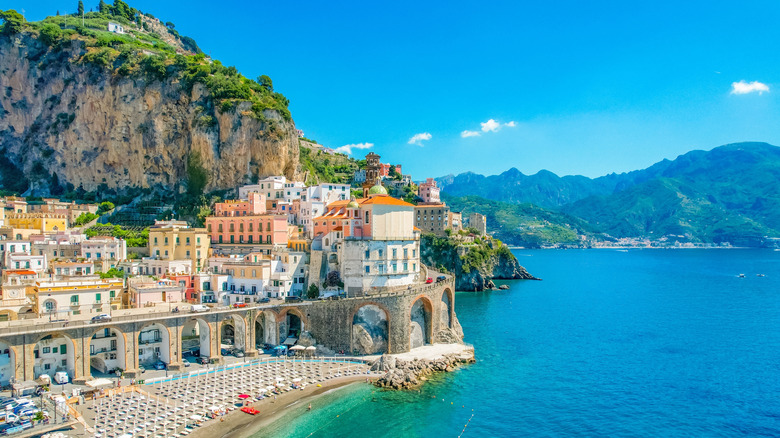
361,195,415,207
5,270,37,276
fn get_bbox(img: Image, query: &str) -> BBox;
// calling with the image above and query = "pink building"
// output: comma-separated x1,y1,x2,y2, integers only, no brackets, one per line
379,163,402,178
214,193,266,217
418,178,441,203
205,214,288,246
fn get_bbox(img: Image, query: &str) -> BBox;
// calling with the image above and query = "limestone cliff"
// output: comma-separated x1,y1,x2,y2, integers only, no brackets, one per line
0,25,299,196
420,234,539,291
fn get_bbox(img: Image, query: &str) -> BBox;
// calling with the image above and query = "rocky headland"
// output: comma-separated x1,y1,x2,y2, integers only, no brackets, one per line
421,233,540,291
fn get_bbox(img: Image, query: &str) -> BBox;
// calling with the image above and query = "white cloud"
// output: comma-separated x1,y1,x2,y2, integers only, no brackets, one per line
333,142,373,155
504,121,517,127
408,132,432,146
481,119,501,132
731,80,769,95
460,130,481,138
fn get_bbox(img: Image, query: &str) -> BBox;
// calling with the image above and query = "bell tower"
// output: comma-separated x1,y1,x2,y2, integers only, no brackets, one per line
362,152,381,198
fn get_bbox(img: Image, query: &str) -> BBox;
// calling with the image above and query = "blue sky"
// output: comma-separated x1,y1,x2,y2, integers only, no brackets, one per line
15,0,780,179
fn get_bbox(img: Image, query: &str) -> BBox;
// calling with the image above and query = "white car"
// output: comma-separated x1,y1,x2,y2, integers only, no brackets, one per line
53,371,69,384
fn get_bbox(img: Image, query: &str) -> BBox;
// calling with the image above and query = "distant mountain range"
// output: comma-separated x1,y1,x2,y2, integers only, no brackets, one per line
437,142,780,247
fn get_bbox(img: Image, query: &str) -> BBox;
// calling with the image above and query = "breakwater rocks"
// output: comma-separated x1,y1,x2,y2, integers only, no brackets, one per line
369,351,476,390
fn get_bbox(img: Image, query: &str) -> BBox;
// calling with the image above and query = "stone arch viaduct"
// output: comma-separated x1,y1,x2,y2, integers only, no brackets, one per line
0,277,458,384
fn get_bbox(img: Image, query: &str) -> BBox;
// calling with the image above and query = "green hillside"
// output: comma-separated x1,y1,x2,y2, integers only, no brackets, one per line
442,193,599,248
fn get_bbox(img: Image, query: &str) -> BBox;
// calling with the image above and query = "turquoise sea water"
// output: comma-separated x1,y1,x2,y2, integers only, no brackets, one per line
253,249,780,437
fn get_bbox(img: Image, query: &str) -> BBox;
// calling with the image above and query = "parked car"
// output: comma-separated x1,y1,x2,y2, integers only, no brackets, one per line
285,296,302,302
232,349,245,358
91,313,112,323
54,371,69,384
153,361,166,370
190,304,209,313
436,275,446,283
197,356,210,365
425,277,433,284
259,297,271,303
232,303,247,308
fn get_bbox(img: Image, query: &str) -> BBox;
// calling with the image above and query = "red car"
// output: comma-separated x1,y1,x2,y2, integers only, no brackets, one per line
425,277,433,284
232,303,247,308
241,407,259,415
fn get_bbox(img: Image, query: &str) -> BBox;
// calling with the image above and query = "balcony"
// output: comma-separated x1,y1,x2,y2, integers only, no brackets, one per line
90,347,117,356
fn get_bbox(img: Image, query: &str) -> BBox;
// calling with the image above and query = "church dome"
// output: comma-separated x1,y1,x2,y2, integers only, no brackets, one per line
368,183,388,195
347,197,359,209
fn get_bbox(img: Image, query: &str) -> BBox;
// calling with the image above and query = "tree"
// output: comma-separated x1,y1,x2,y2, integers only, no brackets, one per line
98,0,108,13
0,10,26,35
306,284,319,299
56,10,60,16
77,1,84,15
39,23,63,46
258,75,273,92
165,21,174,29
324,270,343,288
97,201,115,214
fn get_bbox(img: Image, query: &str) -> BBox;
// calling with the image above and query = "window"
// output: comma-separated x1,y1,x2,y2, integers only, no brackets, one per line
219,236,223,243
378,249,383,257
197,237,201,245
176,237,180,245
365,266,371,274
404,262,408,271
404,248,408,258
186,237,190,245
186,250,191,257
42,347,50,354
153,238,157,245
229,223,235,232
252,269,257,278
96,293,101,302
44,364,51,370
267,235,271,244
266,222,271,231
86,252,92,258
392,263,397,273
218,224,223,232
110,290,116,298
70,295,79,304
208,224,212,232
60,344,67,354
230,235,235,243
96,252,102,259
378,265,385,274
164,237,168,245
249,223,253,232
365,212,370,223
239,223,244,232
61,359,67,366
392,248,397,258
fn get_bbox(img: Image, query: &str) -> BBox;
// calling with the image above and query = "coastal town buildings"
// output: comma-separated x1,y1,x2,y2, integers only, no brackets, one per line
414,204,450,237
148,220,209,272
126,277,186,309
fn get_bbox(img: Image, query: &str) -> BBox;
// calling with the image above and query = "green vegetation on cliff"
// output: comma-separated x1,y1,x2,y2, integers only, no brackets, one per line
420,232,536,291
0,3,290,121
299,145,360,185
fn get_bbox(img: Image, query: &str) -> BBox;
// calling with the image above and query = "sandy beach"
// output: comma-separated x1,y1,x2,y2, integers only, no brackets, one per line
187,375,378,438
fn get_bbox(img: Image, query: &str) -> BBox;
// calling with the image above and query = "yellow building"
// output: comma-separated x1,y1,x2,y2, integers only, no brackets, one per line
148,221,210,272
6,213,68,232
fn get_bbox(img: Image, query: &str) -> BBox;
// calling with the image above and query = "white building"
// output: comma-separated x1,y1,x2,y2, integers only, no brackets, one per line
7,253,47,274
0,240,31,268
37,277,123,316
298,183,351,238
138,258,192,276
81,237,127,262
238,176,288,200
107,22,125,34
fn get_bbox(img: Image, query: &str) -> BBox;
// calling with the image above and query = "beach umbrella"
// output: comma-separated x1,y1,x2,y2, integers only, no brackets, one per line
238,394,250,399
292,378,302,383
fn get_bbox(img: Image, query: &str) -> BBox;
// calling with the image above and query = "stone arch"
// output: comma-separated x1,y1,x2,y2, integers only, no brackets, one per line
88,326,127,375
441,288,454,329
220,314,247,352
0,341,16,385
277,307,308,341
181,317,211,361
137,322,170,367
33,333,77,380
410,296,434,349
0,309,17,322
349,302,391,355
254,310,277,346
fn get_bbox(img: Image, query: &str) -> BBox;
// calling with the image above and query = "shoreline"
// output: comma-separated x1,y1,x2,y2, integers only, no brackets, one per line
187,375,377,438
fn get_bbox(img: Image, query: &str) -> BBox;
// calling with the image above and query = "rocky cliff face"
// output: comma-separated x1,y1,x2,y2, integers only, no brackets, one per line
0,33,299,195
420,234,539,291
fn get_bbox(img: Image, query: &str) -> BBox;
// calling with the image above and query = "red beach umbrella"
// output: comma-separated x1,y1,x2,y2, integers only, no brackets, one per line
238,394,250,399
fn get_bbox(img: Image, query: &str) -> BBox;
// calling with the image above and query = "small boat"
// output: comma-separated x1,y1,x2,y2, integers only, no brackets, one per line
757,274,766,277
738,274,745,278
241,407,259,415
